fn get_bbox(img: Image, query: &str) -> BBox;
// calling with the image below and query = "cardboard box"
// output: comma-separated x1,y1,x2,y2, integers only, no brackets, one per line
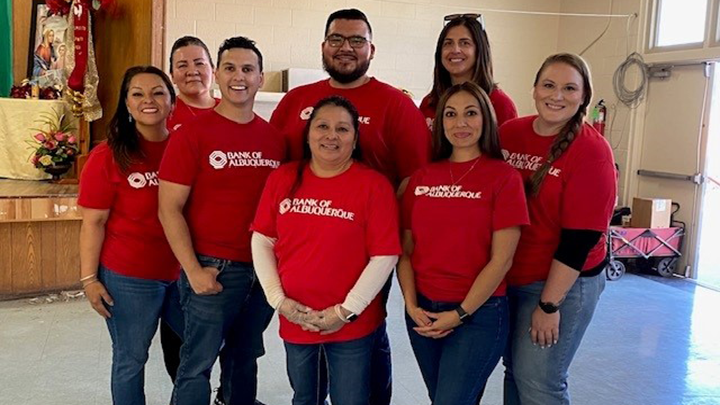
630,198,672,228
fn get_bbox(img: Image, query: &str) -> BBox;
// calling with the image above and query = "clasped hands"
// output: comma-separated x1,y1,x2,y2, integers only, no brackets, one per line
279,298,348,335
406,305,462,339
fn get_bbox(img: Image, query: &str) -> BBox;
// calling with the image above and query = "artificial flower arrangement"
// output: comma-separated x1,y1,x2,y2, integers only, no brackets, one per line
10,80,62,100
27,108,78,174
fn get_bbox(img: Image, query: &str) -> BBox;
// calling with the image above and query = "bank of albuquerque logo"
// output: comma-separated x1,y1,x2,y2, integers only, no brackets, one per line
300,107,314,120
425,117,434,131
209,151,228,169
414,185,481,199
299,106,370,125
279,198,292,214
277,197,355,220
127,172,147,189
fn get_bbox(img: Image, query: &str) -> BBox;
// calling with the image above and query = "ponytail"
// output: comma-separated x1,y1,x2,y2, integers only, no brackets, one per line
527,114,584,195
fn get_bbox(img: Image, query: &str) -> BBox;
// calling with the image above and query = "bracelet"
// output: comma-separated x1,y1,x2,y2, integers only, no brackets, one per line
82,279,99,288
334,304,351,323
79,274,97,283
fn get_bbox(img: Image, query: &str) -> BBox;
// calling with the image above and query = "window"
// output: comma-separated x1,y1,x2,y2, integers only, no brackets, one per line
654,0,709,48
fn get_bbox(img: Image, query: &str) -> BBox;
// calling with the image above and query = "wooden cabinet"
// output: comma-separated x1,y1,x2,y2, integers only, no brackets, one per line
0,181,81,298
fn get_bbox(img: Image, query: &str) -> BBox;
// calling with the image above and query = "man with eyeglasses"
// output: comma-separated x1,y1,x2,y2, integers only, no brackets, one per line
270,8,431,405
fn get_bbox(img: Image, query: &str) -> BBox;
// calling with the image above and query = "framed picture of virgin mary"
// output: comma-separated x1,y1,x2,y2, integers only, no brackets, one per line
27,0,70,87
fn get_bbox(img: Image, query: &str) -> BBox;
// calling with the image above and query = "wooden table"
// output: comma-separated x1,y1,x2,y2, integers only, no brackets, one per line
0,179,81,298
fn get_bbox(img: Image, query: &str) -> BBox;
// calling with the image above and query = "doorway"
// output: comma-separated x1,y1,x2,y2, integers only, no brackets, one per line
696,65,720,290
635,63,713,276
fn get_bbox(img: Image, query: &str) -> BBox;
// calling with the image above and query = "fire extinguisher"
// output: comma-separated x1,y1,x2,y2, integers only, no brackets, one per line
591,99,607,136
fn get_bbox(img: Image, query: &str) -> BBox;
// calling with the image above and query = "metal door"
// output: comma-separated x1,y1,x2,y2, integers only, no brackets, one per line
636,62,715,277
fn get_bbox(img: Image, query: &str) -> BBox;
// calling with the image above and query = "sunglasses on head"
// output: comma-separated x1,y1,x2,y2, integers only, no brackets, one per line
443,13,485,30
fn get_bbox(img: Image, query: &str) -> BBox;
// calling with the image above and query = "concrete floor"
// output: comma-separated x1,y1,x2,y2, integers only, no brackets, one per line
1,273,720,405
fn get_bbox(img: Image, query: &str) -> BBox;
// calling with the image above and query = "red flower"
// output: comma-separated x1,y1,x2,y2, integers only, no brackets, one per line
46,0,71,16
68,136,77,144
34,133,46,142
43,140,58,150
54,132,67,142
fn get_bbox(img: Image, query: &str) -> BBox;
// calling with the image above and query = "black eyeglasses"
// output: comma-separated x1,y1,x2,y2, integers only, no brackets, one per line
324,34,370,49
444,13,485,30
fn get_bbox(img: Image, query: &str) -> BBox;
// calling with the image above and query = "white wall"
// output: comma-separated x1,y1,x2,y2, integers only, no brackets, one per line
165,0,658,198
557,0,643,204
165,0,562,115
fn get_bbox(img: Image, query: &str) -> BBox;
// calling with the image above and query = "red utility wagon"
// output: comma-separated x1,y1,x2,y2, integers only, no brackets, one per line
605,226,685,280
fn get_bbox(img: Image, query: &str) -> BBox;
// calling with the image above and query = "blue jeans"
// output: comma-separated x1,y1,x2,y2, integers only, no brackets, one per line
503,274,606,405
407,294,509,405
316,278,393,405
284,327,377,405
172,255,274,405
100,265,184,405
369,319,392,405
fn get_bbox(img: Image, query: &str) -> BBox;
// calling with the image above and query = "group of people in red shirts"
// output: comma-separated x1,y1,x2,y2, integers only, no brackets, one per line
77,7,616,405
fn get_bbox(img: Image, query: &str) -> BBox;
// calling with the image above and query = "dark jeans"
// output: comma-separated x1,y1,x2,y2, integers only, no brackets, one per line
284,327,378,405
100,265,184,405
172,255,274,405
160,321,182,382
407,294,509,405
316,278,393,405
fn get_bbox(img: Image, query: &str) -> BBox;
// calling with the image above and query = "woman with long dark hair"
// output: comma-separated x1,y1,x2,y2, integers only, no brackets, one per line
399,82,528,405
251,96,400,405
500,53,616,405
421,14,517,130
78,65,181,405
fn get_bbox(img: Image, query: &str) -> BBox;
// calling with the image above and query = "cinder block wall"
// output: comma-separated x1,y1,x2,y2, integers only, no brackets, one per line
166,0,563,114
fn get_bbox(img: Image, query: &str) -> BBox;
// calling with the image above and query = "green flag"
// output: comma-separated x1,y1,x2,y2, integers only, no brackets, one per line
0,0,12,96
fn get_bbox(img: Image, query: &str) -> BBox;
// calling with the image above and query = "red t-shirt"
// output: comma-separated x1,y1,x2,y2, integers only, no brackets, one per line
78,139,180,281
159,111,286,262
420,87,518,131
166,97,221,132
499,116,617,286
270,78,431,187
251,162,401,344
402,156,529,301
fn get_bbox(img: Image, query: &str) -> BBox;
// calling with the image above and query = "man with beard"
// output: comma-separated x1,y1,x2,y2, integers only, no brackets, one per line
270,8,431,405
272,8,430,190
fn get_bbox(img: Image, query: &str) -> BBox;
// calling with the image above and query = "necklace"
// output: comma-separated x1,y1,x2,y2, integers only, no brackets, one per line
449,157,480,185
182,96,215,117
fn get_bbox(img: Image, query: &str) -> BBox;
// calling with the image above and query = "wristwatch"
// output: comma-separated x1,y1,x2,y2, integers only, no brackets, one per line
455,306,471,323
335,305,358,323
538,300,560,314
